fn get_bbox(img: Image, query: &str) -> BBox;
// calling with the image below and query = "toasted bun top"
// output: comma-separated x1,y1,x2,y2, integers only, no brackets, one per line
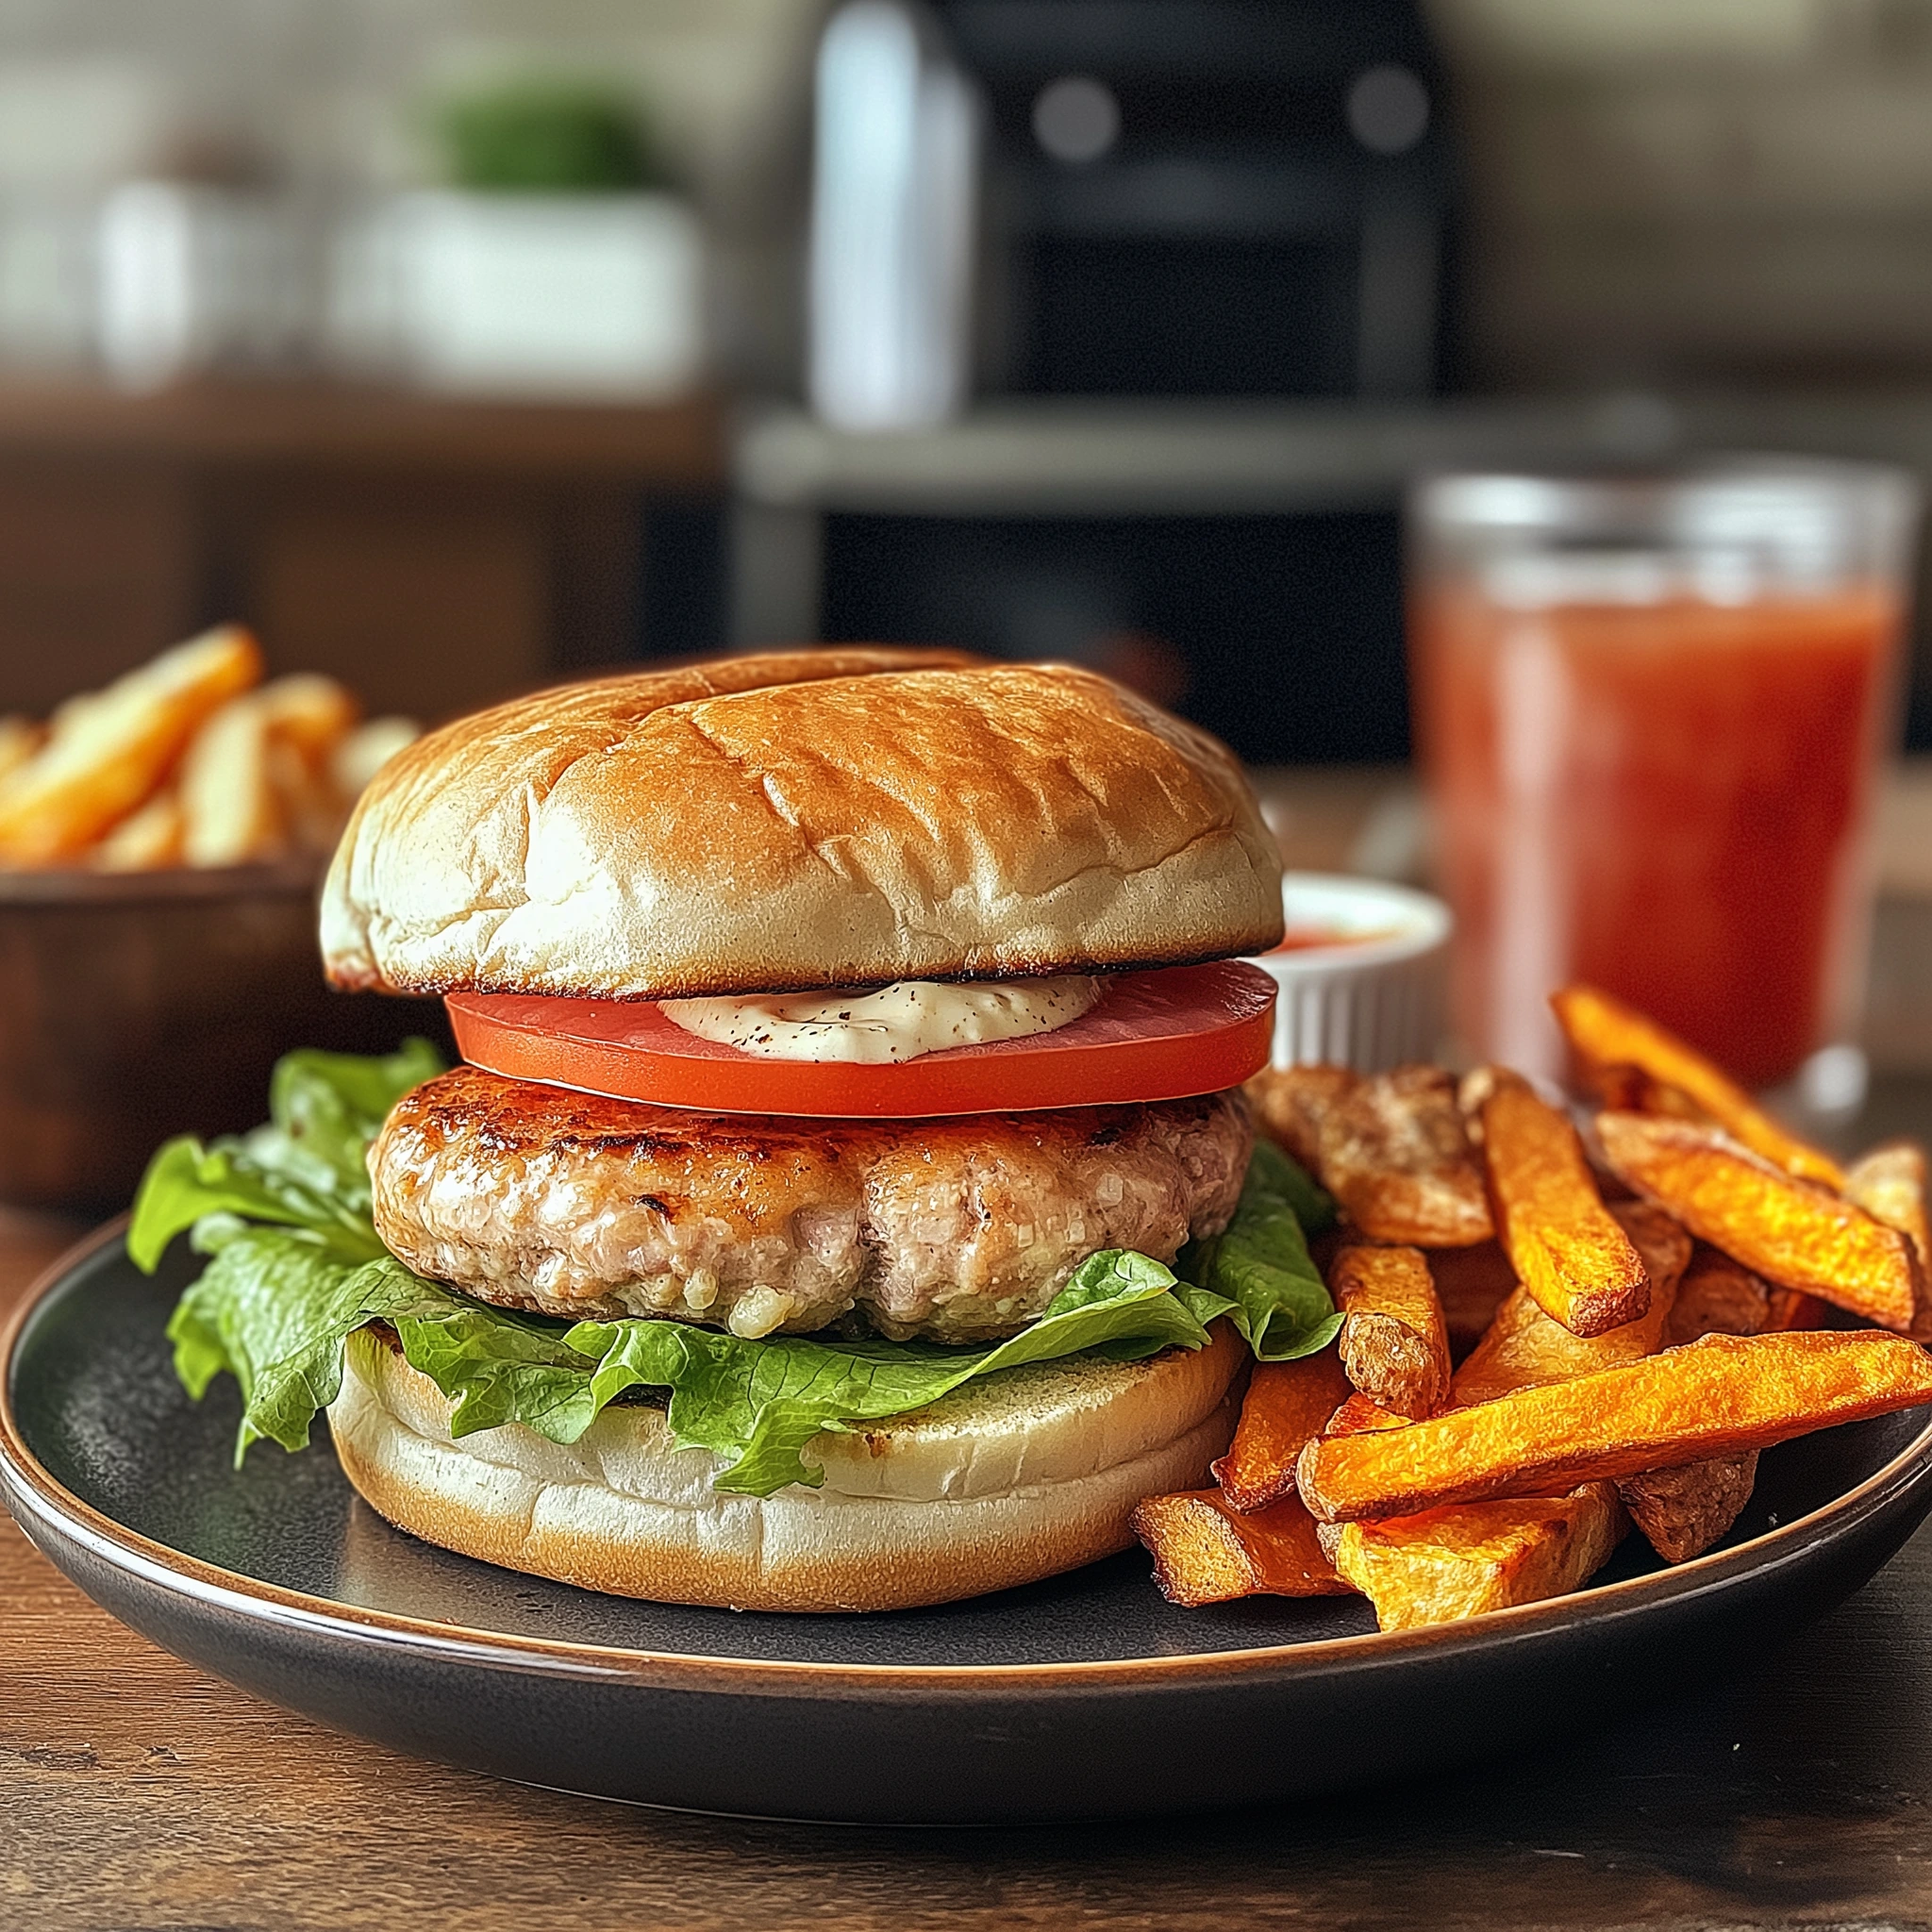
321,647,1283,999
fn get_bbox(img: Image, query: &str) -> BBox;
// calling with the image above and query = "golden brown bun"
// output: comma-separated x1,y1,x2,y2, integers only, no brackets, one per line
328,1324,1243,1612
320,648,1283,999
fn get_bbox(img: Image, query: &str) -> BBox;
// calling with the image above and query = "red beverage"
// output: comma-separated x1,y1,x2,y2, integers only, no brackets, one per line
1413,586,1901,1084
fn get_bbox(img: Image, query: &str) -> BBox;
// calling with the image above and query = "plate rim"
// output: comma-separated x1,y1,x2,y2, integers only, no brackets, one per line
7,1217,1932,1695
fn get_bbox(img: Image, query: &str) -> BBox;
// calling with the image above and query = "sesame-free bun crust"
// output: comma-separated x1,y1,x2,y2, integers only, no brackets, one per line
320,648,1283,999
328,1324,1243,1612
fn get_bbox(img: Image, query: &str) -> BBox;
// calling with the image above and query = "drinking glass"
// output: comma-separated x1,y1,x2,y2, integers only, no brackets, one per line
1408,459,1918,1091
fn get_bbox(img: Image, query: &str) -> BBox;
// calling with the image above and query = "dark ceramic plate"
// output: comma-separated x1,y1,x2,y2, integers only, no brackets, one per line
7,1226,1932,1825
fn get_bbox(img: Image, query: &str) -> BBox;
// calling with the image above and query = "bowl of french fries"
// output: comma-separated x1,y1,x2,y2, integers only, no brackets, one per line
1135,985,1932,1633
0,626,425,1209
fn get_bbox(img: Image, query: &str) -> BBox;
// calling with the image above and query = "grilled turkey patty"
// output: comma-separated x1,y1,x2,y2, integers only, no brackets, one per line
369,1066,1253,1343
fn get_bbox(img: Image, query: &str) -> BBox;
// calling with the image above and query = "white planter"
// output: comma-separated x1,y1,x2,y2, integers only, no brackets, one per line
373,191,706,402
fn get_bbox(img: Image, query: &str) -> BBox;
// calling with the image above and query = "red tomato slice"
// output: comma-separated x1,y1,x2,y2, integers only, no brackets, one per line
446,961,1275,1118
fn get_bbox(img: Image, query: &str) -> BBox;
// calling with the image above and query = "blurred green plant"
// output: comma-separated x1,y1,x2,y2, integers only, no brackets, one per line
438,78,663,193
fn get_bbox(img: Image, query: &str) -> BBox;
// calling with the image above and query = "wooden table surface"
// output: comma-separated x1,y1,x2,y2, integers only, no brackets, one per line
9,1096,1932,1932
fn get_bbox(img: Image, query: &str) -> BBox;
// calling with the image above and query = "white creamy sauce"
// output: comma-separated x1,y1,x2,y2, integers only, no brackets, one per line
659,976,1102,1064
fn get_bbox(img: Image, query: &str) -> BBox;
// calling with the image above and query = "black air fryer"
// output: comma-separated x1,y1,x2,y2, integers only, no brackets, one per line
944,0,1455,398
814,0,1459,765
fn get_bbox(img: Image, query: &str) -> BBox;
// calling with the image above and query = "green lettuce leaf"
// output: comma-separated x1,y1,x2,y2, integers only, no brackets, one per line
265,1041,446,1200
166,1230,601,1464
167,1228,435,1457
1184,1138,1342,1362
382,1264,606,1442
134,1044,1338,1496
569,1248,1235,1495
1264,1138,1339,1238
129,1039,443,1270
160,1223,1232,1493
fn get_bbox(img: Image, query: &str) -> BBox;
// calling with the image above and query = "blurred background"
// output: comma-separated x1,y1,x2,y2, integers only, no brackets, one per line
0,0,1928,1072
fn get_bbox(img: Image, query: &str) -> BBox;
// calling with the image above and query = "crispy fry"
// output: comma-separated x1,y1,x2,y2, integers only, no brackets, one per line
1619,1241,1766,1562
180,695,285,866
1336,1066,1494,1246
1664,1244,1770,1347
1846,1140,1932,1340
1324,1205,1678,1622
1248,1063,1491,1247
1612,1195,1696,1307
1327,1391,1409,1435
1597,1111,1920,1333
1164,999,1930,1620
1478,1069,1650,1337
1210,1348,1352,1513
0,714,41,785
256,673,358,764
266,735,340,853
1131,1489,1352,1605
1450,1200,1689,1407
1845,1140,1931,1274
1616,1454,1758,1564
1587,1062,1710,1123
1553,984,1844,1189
1296,1330,1932,1524
92,787,184,870
1312,1392,1408,1560
1244,1063,1356,1175
1426,1240,1517,1358
1330,1244,1451,1419
48,688,102,738
331,715,420,799
1344,1201,1674,1610
255,674,360,856
0,626,260,862
1764,1287,1829,1332
1332,1485,1628,1630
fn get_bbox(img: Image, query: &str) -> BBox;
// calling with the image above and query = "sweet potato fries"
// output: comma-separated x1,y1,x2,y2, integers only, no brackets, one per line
1476,1069,1651,1337
1597,1112,1920,1332
1137,986,1932,1630
1296,1331,1932,1524
1553,983,1845,1189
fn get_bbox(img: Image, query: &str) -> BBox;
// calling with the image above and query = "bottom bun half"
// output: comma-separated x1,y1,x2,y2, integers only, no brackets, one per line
328,1324,1244,1612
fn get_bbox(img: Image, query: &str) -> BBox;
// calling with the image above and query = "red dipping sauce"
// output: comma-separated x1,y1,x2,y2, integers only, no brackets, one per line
1264,926,1397,955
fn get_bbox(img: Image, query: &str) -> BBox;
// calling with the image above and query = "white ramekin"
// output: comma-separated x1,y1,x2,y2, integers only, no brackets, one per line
1246,873,1453,1072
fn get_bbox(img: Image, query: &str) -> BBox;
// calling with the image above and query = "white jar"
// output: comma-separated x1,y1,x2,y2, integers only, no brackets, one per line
1247,873,1452,1072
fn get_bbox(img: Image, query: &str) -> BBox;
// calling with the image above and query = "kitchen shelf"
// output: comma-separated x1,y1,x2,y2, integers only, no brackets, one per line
0,378,726,720
735,390,1932,519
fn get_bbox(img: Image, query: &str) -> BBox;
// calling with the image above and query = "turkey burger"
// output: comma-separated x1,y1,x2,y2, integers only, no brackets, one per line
138,648,1336,1612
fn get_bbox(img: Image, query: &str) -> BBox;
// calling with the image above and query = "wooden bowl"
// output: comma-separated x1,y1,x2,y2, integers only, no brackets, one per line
0,864,447,1211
